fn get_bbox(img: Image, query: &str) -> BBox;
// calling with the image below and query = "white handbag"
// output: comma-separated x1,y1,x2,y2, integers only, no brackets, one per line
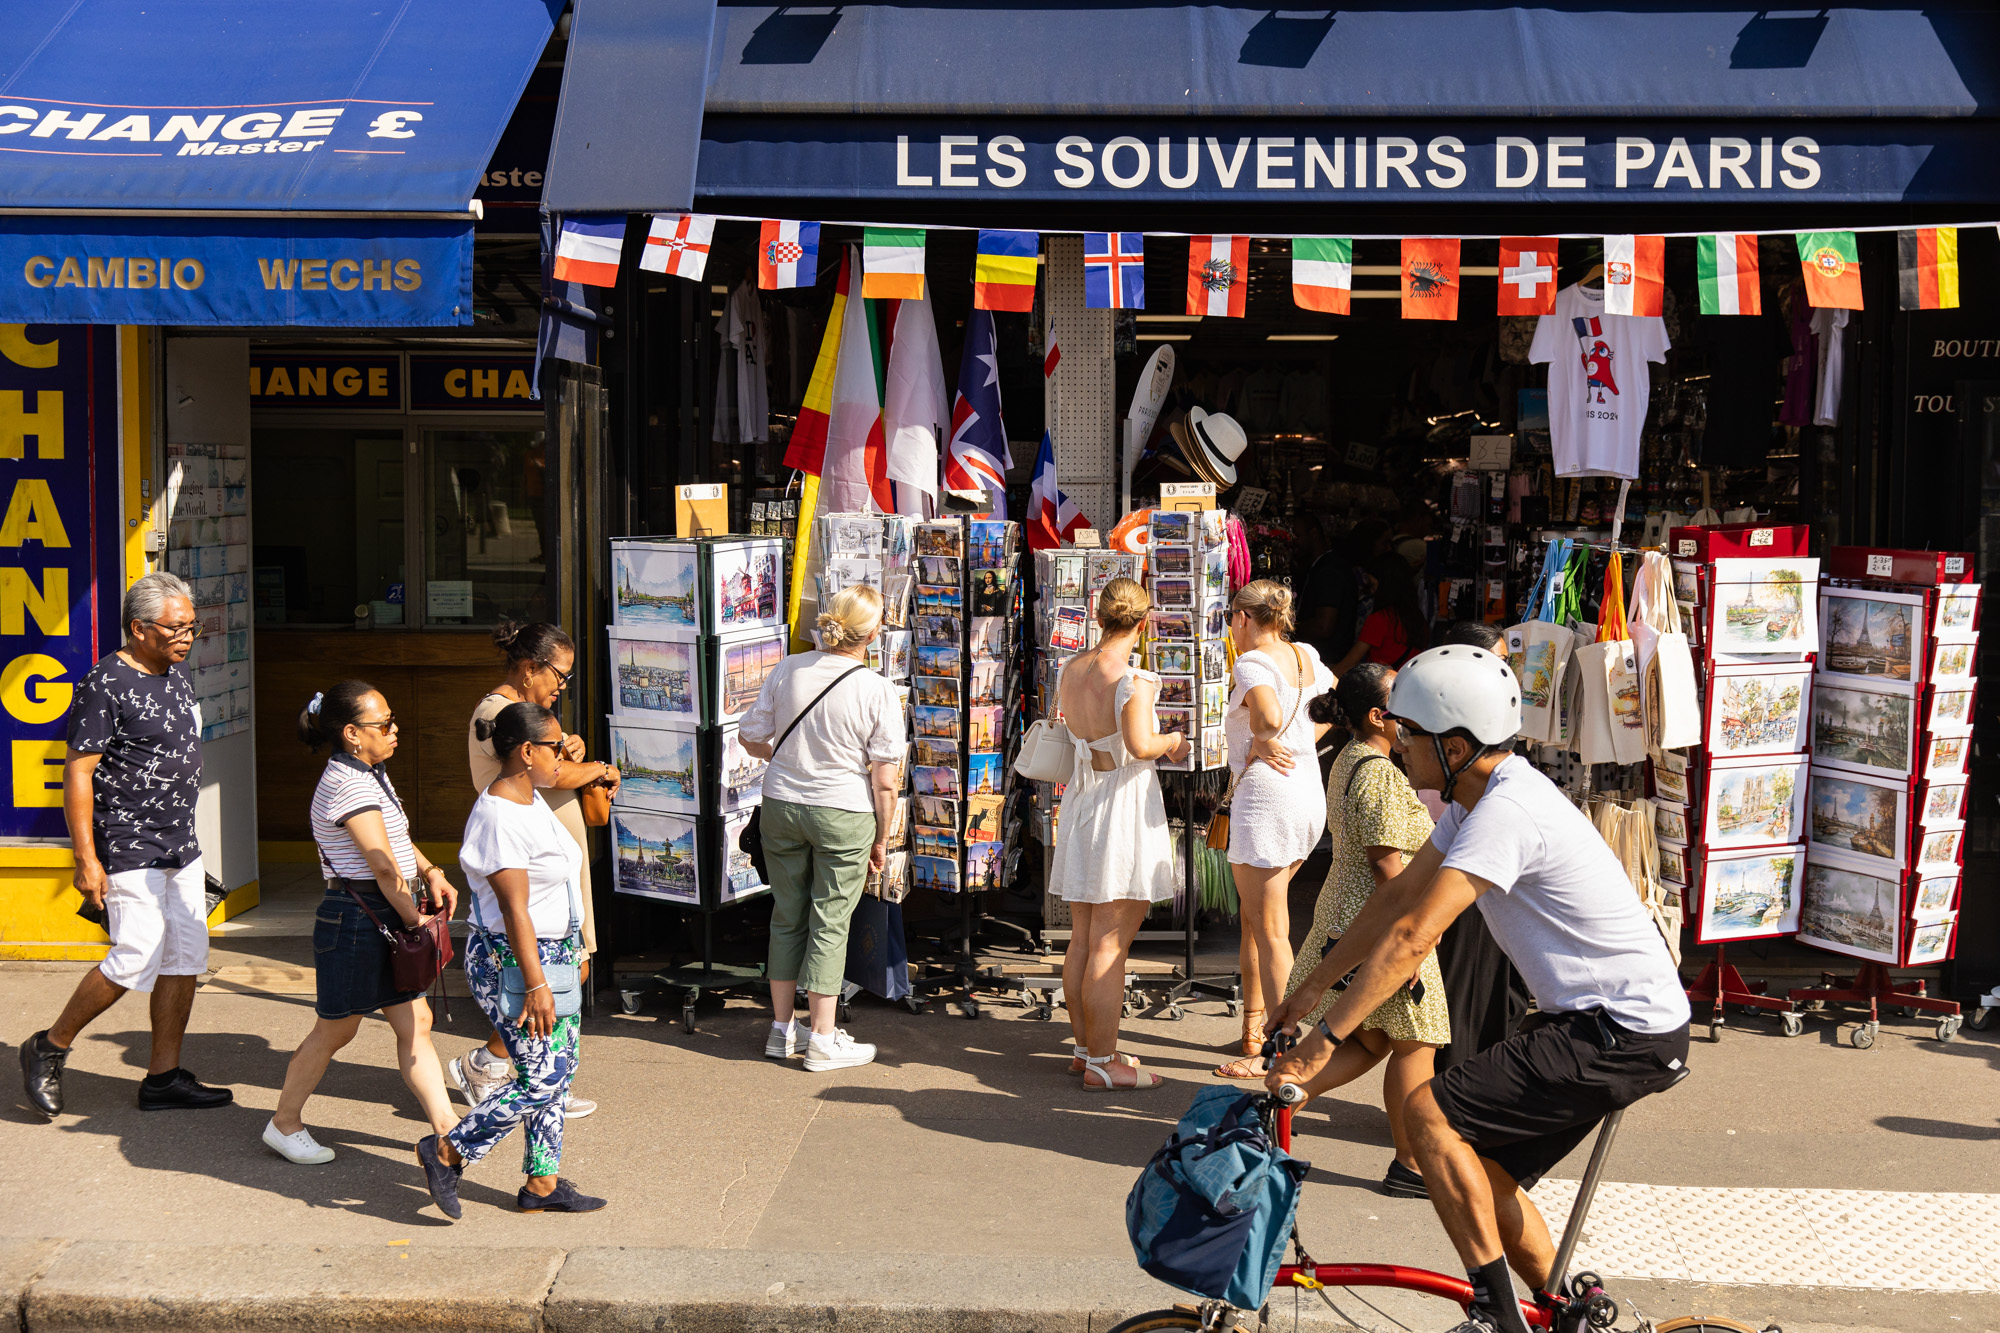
1015,718,1075,785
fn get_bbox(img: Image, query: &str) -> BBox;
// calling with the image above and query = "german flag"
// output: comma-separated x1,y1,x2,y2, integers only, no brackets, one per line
1795,231,1864,310
1898,228,1960,310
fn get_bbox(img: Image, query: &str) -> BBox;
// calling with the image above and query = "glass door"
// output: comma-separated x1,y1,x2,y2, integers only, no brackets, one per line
422,426,551,626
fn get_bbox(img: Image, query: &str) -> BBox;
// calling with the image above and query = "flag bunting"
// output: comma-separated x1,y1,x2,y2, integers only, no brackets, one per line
758,220,821,290
1899,227,1959,311
640,213,716,281
551,216,625,288
1292,237,1352,315
1602,235,1665,316
1796,231,1864,310
1496,237,1558,316
974,230,1039,312
1084,232,1146,309
1696,234,1761,316
1187,234,1249,317
862,226,926,300
1401,238,1460,321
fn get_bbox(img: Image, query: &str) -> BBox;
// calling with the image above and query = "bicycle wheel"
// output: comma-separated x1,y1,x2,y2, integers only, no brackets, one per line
1655,1318,1770,1333
1102,1309,1209,1333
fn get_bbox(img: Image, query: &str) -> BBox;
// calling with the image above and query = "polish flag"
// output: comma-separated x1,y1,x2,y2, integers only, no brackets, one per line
1602,235,1665,317
1497,237,1559,316
1186,235,1249,318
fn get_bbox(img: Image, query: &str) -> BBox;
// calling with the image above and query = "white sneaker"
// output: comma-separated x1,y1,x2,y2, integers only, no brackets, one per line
562,1093,596,1119
802,1028,876,1072
765,1020,803,1060
262,1119,335,1165
447,1048,514,1106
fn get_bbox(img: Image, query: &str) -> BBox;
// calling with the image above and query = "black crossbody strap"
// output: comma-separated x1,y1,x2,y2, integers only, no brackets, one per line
772,664,871,758
1343,751,1392,800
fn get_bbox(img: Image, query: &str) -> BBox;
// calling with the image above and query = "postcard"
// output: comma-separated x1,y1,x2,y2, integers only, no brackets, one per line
914,765,961,799
1202,681,1227,727
1696,843,1804,943
1796,850,1901,963
968,705,1003,751
1930,639,1975,684
916,523,963,558
918,614,962,645
914,854,960,893
965,841,1002,889
971,659,1004,706
827,516,885,556
612,808,700,905
1933,583,1981,642
967,752,1004,795
1051,553,1086,600
1150,610,1195,640
915,704,959,739
914,794,956,829
879,630,912,680
1201,640,1229,682
1928,687,1976,735
1917,827,1963,871
1152,543,1194,578
914,825,962,860
965,793,1005,843
611,634,698,722
1905,918,1955,966
1154,577,1194,608
1158,673,1195,707
1923,731,1968,780
1151,643,1194,675
1921,782,1966,825
918,555,961,587
1654,802,1688,844
972,567,1011,617
1818,587,1923,683
918,584,964,614
915,675,961,709
1657,838,1688,886
915,736,961,769
916,642,962,677
971,616,1007,659
1912,875,1960,923
1051,606,1089,651
1201,725,1227,771
1807,767,1906,869
608,723,700,814
1810,679,1915,779
710,539,786,633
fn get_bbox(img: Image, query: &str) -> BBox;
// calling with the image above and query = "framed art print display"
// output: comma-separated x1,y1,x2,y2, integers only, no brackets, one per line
1929,639,1975,685
610,630,698,723
1810,678,1915,779
1806,766,1906,870
1700,753,1807,851
1905,916,1956,966
607,720,701,814
1926,684,1977,735
1931,583,1982,643
1695,843,1804,943
1796,848,1902,964
612,808,699,905
1654,802,1689,845
1916,826,1963,873
1919,781,1967,826
1818,586,1922,684
1705,662,1812,757
1911,874,1960,924
716,726,767,814
710,626,788,725
719,810,770,904
611,541,698,627
707,539,786,634
1706,557,1819,657
1922,731,1970,781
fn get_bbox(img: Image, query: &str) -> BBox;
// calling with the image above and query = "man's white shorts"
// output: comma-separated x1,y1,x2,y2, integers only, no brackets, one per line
99,858,208,993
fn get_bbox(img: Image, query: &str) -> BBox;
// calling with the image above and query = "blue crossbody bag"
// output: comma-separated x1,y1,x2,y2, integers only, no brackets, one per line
472,861,585,1022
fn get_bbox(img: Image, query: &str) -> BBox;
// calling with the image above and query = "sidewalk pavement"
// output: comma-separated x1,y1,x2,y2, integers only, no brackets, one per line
2,947,1997,1333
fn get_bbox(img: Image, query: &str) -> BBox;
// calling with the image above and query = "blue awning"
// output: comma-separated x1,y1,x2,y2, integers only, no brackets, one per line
0,0,562,215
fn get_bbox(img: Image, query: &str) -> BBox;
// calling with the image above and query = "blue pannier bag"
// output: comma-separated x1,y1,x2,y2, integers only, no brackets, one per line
1127,1084,1311,1309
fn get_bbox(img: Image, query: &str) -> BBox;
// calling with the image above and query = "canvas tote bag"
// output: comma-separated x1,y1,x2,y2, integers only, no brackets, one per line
1631,551,1702,754
1570,555,1647,765
1514,540,1580,744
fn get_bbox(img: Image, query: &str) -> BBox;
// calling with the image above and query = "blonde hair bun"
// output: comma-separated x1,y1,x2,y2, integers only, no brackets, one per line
818,583,884,649
1232,579,1296,634
1096,577,1151,632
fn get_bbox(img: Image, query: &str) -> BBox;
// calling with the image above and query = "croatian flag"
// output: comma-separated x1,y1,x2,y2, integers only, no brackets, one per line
640,213,716,281
945,308,1012,518
1084,232,1146,309
1025,430,1086,551
551,216,625,288
758,220,820,289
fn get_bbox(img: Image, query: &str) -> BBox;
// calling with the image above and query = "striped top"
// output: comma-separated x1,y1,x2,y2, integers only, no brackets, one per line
311,752,420,882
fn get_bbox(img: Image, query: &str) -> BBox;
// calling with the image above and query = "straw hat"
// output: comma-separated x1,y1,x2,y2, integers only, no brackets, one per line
1186,407,1247,488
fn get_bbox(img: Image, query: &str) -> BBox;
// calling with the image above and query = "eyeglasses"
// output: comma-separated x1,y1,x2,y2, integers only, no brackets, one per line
352,716,397,734
148,620,202,641
542,663,574,689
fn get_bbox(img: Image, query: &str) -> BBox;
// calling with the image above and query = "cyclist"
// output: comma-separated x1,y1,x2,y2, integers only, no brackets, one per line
1265,644,1690,1333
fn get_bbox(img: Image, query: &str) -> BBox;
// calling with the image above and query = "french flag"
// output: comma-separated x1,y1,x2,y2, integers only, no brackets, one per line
551,216,625,288
1025,430,1086,551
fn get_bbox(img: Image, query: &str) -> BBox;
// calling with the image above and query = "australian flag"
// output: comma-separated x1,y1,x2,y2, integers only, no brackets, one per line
1084,232,1146,309
946,308,1012,518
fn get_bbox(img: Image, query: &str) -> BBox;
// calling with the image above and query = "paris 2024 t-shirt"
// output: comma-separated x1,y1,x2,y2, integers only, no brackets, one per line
1529,283,1670,480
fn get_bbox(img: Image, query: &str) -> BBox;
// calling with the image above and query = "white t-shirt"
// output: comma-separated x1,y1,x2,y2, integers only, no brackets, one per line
713,282,770,444
739,650,905,813
1529,284,1670,480
1810,307,1848,427
1430,756,1690,1035
459,791,584,940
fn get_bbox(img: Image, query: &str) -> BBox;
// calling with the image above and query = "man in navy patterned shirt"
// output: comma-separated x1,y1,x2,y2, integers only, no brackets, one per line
20,572,231,1117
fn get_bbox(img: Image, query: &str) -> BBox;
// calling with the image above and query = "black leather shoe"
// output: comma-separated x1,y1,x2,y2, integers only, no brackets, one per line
416,1134,463,1220
517,1177,606,1213
136,1068,233,1111
21,1030,67,1118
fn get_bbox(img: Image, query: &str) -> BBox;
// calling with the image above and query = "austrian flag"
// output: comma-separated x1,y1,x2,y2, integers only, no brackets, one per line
1497,237,1558,315
640,213,716,281
1187,235,1249,318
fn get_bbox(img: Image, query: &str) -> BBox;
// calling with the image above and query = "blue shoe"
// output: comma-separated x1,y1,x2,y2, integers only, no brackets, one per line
415,1134,463,1220
517,1177,606,1213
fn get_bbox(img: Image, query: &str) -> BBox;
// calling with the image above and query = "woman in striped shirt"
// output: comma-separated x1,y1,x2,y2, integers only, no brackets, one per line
263,680,461,1166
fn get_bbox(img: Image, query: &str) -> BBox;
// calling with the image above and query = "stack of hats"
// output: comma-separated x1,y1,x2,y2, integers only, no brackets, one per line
1147,407,1248,492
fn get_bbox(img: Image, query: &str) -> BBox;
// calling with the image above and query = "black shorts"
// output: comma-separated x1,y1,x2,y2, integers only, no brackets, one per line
1430,1009,1689,1190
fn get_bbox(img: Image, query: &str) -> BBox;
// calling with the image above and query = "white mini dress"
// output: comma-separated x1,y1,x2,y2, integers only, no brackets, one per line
1048,666,1175,905
1225,644,1335,868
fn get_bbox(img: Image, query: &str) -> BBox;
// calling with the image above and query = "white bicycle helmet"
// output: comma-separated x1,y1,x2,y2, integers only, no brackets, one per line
1387,645,1522,802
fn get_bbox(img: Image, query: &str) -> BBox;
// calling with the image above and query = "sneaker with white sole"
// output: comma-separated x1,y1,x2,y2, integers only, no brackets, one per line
262,1119,335,1165
447,1049,513,1106
562,1093,596,1119
764,1020,803,1060
802,1028,876,1072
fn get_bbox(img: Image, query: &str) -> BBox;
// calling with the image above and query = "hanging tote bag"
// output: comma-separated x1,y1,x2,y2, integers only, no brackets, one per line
1631,551,1702,754
1514,541,1579,744
1570,553,1638,764
1599,557,1648,763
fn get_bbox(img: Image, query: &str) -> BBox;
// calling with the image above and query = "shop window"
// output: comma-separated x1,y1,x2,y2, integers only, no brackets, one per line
423,426,550,626
250,428,393,625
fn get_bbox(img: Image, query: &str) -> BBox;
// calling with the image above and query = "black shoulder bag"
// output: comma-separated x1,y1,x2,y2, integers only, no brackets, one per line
739,664,872,882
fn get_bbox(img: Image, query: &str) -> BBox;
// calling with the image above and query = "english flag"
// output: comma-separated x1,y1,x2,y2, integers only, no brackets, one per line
1084,232,1146,309
1186,234,1249,317
1602,235,1665,316
1696,234,1761,315
1026,430,1086,550
758,220,820,289
1497,237,1559,315
640,213,716,281
945,308,1013,519
1401,238,1460,321
551,216,624,287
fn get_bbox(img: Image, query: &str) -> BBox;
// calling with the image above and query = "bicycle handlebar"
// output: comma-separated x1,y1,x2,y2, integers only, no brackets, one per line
1275,1082,1307,1106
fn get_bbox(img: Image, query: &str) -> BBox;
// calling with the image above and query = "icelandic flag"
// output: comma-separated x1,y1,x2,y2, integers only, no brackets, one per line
640,213,716,280
1084,232,1145,309
945,307,1012,518
759,220,820,289
551,215,625,288
1025,430,1086,551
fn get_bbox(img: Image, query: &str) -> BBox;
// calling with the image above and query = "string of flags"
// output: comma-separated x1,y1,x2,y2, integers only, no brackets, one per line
554,214,1976,317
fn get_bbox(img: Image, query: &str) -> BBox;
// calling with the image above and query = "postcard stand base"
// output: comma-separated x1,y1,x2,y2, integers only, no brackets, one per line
1684,944,1798,1041
1126,771,1242,1019
612,904,779,1034
1787,962,1964,1046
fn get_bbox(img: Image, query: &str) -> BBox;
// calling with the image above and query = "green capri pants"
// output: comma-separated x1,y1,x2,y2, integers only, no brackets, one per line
762,797,876,996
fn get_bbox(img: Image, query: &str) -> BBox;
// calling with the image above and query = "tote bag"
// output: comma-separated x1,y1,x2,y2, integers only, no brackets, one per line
1630,551,1701,754
1515,541,1579,744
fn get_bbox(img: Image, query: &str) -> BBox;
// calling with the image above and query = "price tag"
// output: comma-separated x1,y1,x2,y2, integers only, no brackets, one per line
676,482,728,537
1468,434,1514,471
1867,553,1895,577
678,483,724,502
1071,529,1102,548
1750,527,1774,547
1161,481,1215,499
1344,441,1379,468
1234,486,1269,516
1946,556,1968,575
1676,539,1697,557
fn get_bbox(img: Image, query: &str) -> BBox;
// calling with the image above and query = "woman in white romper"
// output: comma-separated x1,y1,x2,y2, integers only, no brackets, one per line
1049,578,1190,1091
1215,580,1335,1079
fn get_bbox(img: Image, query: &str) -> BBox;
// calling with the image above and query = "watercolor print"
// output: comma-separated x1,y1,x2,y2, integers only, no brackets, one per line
1924,732,1968,779
1918,827,1963,870
1928,687,1976,734
718,630,787,722
1708,557,1819,653
1807,768,1905,866
1654,803,1688,844
710,540,784,631
612,543,697,626
608,723,700,813
1922,783,1966,824
720,810,768,902
1657,839,1687,886
1652,764,1689,804
1702,757,1805,850
612,809,699,905
1810,682,1915,778
1818,588,1920,682
1796,856,1900,963
1912,875,1959,922
611,635,697,720
1930,639,1975,684
1933,583,1981,641
1905,919,1955,966
1706,665,1810,757
718,726,768,813
1699,845,1803,942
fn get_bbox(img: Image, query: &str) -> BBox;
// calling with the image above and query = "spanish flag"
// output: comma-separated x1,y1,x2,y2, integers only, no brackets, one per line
1796,231,1864,310
973,230,1039,312
783,245,852,475
1898,228,1959,310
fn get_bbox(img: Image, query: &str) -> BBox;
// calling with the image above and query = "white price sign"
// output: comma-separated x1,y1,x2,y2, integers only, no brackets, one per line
1234,486,1269,515
1867,554,1895,576
678,483,724,502
1160,481,1216,500
1468,434,1514,471
1749,527,1774,546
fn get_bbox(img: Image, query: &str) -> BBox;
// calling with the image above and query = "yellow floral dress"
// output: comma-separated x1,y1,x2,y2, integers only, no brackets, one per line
1283,740,1451,1043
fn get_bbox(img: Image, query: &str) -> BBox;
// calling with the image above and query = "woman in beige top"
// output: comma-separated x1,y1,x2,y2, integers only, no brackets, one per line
452,621,619,1116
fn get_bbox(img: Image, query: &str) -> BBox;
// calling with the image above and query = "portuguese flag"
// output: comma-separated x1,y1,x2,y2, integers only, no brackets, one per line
1898,227,1959,310
1795,231,1864,310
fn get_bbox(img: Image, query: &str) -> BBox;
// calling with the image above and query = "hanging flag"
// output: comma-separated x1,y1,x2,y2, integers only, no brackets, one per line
822,244,891,513
1695,234,1762,316
1602,235,1665,316
783,245,854,475
1899,228,1959,310
1026,430,1087,551
883,289,948,512
1186,234,1249,317
639,213,716,281
1291,237,1352,314
1400,238,1460,321
945,308,1013,518
862,226,926,300
758,220,821,290
1084,232,1146,309
1795,231,1864,310
1496,237,1559,316
1044,316,1061,379
973,230,1038,312
550,216,625,287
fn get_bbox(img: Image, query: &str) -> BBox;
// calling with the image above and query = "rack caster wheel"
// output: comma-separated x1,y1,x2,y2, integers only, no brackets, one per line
1035,1002,1053,1021
960,1000,981,1020
1166,1005,1186,1022
1935,1016,1962,1042
903,996,925,1015
682,1005,697,1035
1707,1017,1724,1042
1848,1022,1876,1049
1226,1000,1242,1018
1122,1001,1139,1019
619,990,643,1016
1970,1006,1995,1031
1780,1013,1804,1037
1019,992,1036,1010
837,998,852,1024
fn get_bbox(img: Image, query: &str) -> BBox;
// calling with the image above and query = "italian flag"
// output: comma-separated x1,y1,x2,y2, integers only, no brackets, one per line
1291,237,1352,314
1602,235,1664,316
1186,234,1249,317
1898,228,1958,310
1695,234,1761,316
1796,231,1864,310
862,227,926,300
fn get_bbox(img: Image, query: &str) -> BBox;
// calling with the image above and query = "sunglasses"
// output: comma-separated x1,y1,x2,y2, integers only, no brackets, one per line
524,737,565,753
352,715,397,734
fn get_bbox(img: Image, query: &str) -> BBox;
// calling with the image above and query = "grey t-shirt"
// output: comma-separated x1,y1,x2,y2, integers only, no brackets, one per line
1431,756,1690,1035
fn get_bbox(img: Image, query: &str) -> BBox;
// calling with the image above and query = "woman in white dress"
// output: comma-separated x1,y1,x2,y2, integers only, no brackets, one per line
1049,578,1190,1091
1215,580,1335,1079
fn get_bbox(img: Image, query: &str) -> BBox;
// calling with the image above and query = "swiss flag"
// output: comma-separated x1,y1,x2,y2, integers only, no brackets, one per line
1497,237,1559,315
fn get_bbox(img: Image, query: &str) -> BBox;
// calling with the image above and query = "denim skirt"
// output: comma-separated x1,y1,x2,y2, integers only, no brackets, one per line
313,881,425,1020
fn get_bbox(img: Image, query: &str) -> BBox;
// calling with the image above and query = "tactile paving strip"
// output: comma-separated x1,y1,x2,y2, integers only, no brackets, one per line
1529,1179,2000,1292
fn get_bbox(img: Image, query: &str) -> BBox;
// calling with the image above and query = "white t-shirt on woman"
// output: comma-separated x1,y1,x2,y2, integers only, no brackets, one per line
739,650,905,812
459,790,583,940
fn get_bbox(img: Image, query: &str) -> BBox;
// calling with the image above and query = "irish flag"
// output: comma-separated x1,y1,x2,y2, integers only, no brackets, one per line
1696,234,1761,315
1796,231,1864,310
1602,235,1665,316
1186,234,1249,317
862,227,926,300
1291,237,1352,314
1898,228,1958,310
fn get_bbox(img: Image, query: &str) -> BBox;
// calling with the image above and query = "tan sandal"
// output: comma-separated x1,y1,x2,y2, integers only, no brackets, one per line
1068,1044,1142,1075
1213,1008,1270,1080
1083,1052,1163,1090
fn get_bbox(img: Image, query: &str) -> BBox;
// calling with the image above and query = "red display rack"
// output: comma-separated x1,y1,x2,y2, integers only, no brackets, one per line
1686,944,1799,1041
1788,962,1964,1047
